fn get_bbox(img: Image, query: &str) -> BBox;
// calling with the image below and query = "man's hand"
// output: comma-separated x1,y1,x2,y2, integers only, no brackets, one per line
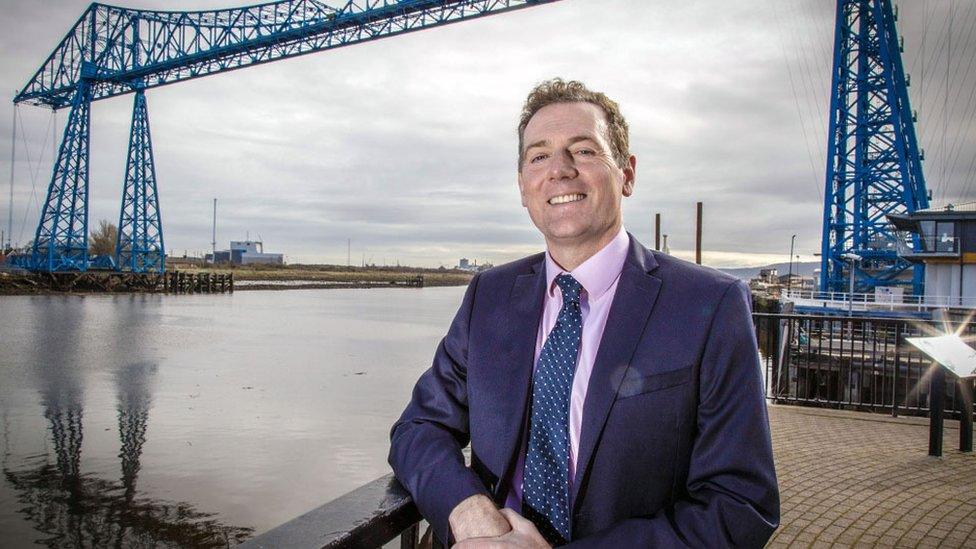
451,508,551,549
449,494,511,542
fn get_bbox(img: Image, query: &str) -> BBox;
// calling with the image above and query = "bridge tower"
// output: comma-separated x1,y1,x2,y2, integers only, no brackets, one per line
820,0,928,294
31,80,93,272
115,90,165,273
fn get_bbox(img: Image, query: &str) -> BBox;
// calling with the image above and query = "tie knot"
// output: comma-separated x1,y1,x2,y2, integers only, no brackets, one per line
555,274,582,304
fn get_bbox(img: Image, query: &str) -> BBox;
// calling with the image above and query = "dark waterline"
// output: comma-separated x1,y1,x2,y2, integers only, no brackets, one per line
0,287,465,547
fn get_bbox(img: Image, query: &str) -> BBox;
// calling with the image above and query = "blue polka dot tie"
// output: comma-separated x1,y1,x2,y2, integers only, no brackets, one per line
523,273,583,546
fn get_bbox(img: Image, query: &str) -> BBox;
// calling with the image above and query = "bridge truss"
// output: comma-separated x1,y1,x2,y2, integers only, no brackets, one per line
819,0,929,294
13,0,557,272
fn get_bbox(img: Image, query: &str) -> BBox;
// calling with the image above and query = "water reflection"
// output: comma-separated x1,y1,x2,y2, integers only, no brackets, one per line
117,361,154,505
3,298,252,547
1,289,465,543
3,460,253,547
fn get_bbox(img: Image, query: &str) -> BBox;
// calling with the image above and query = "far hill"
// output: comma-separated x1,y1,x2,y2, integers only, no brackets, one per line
718,261,819,281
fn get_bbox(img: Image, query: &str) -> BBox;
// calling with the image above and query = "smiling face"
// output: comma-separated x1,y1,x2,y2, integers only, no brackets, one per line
518,101,636,261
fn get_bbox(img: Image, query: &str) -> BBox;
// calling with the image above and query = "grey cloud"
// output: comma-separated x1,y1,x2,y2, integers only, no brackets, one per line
1,0,973,267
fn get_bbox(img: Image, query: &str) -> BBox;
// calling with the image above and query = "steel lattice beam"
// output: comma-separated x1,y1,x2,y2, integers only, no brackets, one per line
31,82,92,272
819,0,928,294
116,90,165,273
15,0,559,109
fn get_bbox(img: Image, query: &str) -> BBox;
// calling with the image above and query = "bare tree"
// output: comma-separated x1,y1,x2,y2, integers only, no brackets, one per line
90,220,118,257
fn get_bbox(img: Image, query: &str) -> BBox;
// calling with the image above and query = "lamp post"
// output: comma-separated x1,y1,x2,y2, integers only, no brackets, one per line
840,253,862,315
787,234,797,296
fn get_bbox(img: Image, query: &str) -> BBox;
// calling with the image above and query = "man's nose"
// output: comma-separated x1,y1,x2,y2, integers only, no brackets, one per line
548,149,578,180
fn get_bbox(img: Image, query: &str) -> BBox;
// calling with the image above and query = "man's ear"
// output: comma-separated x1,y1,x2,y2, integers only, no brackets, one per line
517,172,527,207
621,155,637,197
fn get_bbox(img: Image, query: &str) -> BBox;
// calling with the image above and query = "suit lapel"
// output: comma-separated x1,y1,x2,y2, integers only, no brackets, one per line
571,238,661,507
488,256,546,492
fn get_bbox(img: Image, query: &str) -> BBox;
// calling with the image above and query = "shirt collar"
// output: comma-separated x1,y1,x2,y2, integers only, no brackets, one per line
544,227,629,302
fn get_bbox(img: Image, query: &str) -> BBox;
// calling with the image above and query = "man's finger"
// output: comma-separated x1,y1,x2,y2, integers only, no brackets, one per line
497,508,549,548
498,508,524,524
451,536,504,549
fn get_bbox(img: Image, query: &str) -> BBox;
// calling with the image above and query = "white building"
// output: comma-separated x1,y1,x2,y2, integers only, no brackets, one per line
889,204,976,308
225,240,283,265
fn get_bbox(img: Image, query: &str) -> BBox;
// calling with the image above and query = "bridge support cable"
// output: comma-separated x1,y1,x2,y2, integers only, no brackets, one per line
820,0,929,295
6,105,16,251
116,90,165,273
30,81,93,272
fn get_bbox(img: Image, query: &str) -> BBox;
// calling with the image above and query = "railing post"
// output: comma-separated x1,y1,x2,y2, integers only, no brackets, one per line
929,362,945,457
893,323,902,417
768,315,777,398
959,378,973,453
400,523,419,549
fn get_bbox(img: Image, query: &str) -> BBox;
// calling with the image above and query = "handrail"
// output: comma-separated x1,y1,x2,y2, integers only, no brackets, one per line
240,473,423,548
783,289,976,310
895,232,961,255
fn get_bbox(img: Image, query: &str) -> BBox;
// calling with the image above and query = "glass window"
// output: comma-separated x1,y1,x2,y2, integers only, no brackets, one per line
920,220,935,251
936,221,955,253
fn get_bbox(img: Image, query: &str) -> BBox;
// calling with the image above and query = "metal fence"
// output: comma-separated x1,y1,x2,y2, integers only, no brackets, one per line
782,289,976,311
754,312,975,418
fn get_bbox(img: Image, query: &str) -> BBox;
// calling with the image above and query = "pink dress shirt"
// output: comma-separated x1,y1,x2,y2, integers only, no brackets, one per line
505,227,630,511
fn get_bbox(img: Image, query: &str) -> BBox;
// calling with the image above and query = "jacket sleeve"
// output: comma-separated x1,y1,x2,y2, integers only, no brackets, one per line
389,273,490,545
566,280,780,548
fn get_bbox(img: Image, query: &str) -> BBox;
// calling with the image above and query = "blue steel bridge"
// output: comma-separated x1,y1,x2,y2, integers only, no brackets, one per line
11,0,559,273
10,0,931,299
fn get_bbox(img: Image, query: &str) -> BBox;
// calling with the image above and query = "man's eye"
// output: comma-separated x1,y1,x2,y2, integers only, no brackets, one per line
576,149,595,156
530,154,548,163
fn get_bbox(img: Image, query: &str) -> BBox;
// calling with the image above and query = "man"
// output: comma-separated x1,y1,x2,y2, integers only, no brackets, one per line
389,79,779,548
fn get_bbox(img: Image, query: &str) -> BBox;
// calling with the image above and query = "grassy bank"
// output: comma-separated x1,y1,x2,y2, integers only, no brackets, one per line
170,262,475,287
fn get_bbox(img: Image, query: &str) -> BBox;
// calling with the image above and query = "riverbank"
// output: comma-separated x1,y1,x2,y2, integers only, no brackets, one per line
0,264,474,295
177,263,473,287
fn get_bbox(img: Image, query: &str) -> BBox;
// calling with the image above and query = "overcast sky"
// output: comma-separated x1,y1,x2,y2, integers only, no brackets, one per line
1,0,974,268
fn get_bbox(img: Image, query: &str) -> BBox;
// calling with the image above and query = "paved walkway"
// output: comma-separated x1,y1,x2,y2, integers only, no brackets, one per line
767,405,976,548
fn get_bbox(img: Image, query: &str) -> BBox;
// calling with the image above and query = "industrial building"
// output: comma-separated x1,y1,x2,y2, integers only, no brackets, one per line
889,204,976,307
208,241,283,266
456,258,492,272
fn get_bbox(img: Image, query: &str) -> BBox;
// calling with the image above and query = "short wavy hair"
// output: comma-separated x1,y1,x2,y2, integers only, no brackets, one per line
517,78,631,170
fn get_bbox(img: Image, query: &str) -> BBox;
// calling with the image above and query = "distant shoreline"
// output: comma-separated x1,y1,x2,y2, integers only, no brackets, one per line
178,263,474,288
0,264,474,296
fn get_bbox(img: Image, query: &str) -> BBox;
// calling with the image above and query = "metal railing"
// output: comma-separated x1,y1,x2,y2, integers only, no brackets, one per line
783,289,976,311
754,312,976,417
242,312,976,548
239,473,430,549
895,233,960,256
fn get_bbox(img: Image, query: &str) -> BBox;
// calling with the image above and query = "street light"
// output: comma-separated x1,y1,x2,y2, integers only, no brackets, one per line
840,252,862,315
787,234,797,296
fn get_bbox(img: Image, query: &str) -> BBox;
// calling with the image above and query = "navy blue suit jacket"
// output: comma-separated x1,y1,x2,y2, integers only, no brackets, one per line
389,235,779,547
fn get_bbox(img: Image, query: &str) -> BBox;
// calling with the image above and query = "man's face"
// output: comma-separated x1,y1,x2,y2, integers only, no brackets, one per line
518,102,635,253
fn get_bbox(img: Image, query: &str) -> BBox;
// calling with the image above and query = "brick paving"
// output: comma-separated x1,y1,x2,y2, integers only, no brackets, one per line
767,405,976,548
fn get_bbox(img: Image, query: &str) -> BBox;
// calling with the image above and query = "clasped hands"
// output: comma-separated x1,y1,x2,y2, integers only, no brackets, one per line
449,494,551,549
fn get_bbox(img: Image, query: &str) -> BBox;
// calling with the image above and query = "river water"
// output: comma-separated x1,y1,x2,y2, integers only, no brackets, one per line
0,287,466,547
